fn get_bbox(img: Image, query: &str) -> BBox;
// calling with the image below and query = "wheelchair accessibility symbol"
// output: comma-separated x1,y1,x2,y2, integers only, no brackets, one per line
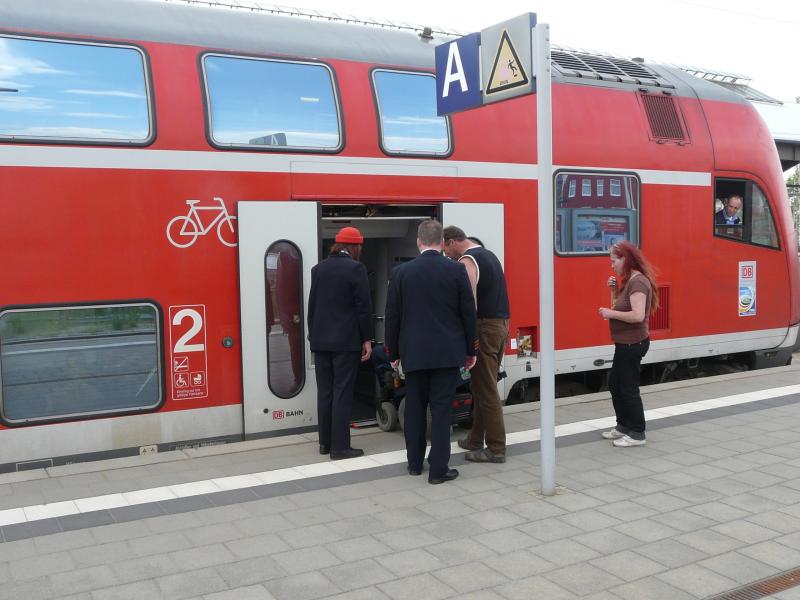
174,373,188,388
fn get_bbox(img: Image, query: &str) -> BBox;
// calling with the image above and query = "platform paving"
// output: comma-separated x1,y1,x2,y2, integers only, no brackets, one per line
2,365,800,598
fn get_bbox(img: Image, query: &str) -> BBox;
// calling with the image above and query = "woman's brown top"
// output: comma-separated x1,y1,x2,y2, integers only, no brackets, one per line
609,274,652,344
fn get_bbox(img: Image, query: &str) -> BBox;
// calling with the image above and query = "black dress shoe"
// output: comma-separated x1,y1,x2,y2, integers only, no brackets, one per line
428,468,459,484
330,447,364,460
408,466,422,476
319,445,330,455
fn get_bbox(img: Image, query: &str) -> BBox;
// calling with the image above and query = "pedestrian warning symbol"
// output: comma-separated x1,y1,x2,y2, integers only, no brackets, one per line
486,30,529,95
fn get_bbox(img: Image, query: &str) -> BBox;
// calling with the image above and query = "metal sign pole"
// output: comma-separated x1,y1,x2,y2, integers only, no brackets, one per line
434,13,555,495
534,23,556,496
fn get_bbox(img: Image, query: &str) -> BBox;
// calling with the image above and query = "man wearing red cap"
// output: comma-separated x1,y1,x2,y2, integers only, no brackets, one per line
308,226,373,460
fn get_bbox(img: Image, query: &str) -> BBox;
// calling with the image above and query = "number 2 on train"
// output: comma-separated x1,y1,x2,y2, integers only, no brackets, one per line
172,308,205,353
168,305,209,400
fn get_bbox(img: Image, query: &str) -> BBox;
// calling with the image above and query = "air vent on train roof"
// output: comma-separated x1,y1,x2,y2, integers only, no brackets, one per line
639,92,689,144
551,49,674,88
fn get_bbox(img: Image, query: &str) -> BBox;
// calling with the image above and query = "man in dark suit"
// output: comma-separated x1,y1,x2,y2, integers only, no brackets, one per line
308,226,373,460
385,220,478,484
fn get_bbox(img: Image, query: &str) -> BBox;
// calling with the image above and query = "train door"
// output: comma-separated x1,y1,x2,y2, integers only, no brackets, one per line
237,201,505,437
238,201,319,435
442,203,505,267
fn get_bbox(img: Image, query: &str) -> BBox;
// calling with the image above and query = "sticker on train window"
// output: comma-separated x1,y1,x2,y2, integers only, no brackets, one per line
169,305,208,400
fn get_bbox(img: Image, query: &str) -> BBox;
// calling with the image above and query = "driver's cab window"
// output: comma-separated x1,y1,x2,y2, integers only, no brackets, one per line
751,186,779,248
714,179,779,249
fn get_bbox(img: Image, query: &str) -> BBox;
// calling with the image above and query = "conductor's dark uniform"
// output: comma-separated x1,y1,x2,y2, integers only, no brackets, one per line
385,250,477,479
308,250,373,455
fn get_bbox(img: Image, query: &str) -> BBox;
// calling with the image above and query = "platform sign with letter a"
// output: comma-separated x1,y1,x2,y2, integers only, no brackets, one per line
435,32,482,115
436,13,536,115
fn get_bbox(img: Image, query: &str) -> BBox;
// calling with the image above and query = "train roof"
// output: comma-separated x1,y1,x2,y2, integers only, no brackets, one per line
0,0,746,105
0,0,437,67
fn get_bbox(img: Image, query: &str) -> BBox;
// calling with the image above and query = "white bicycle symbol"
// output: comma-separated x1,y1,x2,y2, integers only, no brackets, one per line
166,197,238,248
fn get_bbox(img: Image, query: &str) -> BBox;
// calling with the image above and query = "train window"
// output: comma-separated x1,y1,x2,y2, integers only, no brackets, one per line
265,242,305,399
0,36,152,144
751,187,779,248
714,179,779,249
555,171,640,254
372,70,451,156
203,54,341,152
0,304,162,424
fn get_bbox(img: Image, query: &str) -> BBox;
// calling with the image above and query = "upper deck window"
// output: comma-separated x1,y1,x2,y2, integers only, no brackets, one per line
372,70,451,156
0,36,152,144
203,54,342,152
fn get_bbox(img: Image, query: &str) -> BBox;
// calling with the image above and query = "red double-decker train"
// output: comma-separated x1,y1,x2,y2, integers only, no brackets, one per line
0,0,796,470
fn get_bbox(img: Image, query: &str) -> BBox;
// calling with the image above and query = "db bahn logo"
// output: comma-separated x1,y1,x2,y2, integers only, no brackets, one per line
271,409,304,420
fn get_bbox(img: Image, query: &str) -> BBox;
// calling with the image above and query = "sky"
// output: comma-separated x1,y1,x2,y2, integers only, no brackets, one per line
225,0,800,103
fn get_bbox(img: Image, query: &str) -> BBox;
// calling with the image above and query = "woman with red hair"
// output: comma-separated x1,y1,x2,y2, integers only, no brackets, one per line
598,241,659,447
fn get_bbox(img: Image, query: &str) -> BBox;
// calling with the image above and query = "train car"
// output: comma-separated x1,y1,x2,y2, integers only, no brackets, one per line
0,0,797,471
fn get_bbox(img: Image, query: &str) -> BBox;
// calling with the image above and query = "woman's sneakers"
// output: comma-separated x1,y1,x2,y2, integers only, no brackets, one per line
602,428,646,446
601,428,625,440
612,435,646,447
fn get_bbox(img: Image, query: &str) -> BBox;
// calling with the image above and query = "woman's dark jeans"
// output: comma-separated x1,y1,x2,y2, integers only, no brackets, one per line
608,338,650,440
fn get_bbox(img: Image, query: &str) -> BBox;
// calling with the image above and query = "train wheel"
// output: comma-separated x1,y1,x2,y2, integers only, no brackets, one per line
167,216,199,248
376,401,399,432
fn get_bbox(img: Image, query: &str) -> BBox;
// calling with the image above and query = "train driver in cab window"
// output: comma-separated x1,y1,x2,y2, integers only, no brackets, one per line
715,194,743,226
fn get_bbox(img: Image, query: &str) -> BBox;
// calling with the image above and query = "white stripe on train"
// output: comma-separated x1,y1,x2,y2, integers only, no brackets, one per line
0,146,711,186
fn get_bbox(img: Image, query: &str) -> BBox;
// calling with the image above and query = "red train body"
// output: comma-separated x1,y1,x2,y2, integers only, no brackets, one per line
0,0,796,470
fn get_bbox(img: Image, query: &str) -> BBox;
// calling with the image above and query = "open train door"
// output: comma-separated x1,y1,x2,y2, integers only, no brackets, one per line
238,201,319,436
441,202,506,393
441,202,504,274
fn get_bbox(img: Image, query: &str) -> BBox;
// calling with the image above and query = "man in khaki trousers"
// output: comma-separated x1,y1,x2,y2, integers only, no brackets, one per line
443,226,510,463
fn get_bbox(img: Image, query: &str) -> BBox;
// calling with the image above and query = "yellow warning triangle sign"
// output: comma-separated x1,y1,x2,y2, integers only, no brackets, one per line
486,30,529,95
